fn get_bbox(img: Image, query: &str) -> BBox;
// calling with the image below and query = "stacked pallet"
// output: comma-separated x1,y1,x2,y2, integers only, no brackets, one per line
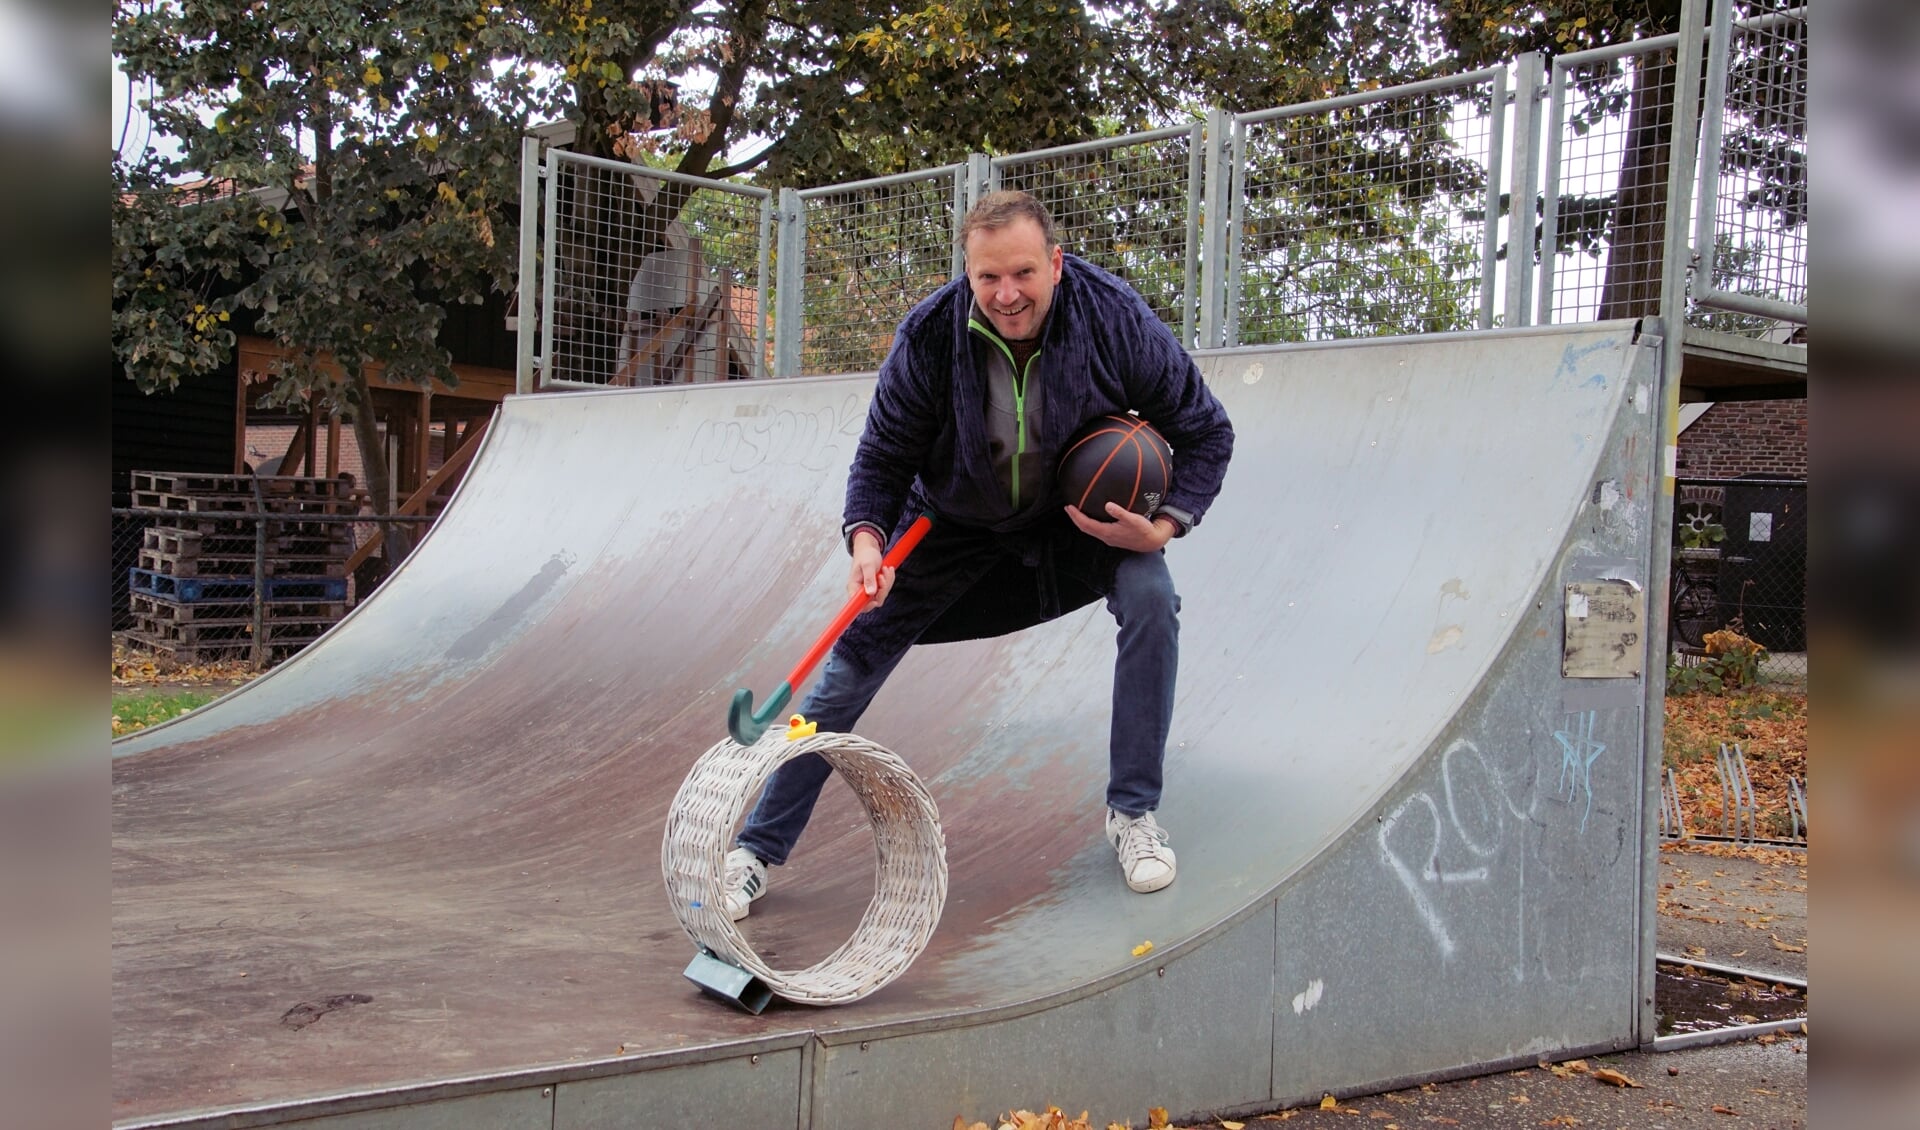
126,471,357,663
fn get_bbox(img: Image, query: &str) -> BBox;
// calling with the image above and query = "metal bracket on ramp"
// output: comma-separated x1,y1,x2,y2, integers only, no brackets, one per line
684,947,773,1014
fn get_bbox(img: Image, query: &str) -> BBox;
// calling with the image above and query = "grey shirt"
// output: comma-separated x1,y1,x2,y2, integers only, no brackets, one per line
968,300,1049,516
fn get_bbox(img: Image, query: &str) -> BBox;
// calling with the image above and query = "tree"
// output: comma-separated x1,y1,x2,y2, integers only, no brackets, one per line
114,0,544,553
1140,0,1798,329
116,2,1205,398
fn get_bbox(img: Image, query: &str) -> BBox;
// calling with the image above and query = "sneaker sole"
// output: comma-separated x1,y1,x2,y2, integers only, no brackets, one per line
1126,870,1176,894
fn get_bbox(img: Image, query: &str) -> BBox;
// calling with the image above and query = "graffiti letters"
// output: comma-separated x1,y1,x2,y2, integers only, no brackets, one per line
686,393,866,474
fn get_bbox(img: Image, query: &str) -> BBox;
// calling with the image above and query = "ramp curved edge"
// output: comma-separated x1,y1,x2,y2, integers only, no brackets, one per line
112,323,1665,1128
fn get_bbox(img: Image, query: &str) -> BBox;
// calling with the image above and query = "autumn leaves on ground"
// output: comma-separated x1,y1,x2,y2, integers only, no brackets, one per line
1662,687,1808,841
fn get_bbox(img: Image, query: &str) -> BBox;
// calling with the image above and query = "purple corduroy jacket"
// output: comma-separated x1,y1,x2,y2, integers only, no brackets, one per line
844,253,1234,540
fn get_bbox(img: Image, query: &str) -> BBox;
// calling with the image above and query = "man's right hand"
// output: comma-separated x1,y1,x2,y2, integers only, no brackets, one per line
849,529,896,611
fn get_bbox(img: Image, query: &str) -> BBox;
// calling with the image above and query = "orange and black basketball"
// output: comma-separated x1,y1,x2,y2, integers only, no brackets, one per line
1058,415,1173,518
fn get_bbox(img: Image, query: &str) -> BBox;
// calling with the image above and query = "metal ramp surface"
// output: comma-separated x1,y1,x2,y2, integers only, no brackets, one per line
114,322,1665,1128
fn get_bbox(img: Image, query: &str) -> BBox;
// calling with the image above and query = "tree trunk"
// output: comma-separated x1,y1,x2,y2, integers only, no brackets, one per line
1597,47,1678,320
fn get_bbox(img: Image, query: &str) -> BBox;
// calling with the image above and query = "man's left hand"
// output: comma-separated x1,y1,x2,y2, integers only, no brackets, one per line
1065,502,1177,552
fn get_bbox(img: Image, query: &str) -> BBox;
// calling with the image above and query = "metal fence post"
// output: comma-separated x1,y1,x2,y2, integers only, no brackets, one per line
756,194,773,379
1503,52,1545,328
774,187,804,378
1224,114,1248,348
1197,108,1230,350
1481,67,1510,329
1180,120,1203,349
965,153,992,209
1641,0,1711,1049
249,478,267,670
1691,0,1737,317
1536,61,1568,326
515,135,541,394
538,150,562,388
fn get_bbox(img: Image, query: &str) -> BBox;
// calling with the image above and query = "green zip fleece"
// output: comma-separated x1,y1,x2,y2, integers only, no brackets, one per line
967,303,1046,514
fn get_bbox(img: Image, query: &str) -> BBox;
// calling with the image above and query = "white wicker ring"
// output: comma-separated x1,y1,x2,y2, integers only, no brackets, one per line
661,730,948,1006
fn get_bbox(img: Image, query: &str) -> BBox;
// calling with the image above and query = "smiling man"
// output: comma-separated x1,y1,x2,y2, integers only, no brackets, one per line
722,191,1235,919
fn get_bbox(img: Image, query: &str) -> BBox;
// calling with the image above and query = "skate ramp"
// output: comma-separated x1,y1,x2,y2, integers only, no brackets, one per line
114,322,1665,1127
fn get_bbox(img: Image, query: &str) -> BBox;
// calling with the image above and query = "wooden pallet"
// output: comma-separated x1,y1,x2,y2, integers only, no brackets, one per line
130,593,347,626
130,490,357,517
130,471,352,500
128,568,349,603
135,515,354,546
138,547,348,578
124,625,332,664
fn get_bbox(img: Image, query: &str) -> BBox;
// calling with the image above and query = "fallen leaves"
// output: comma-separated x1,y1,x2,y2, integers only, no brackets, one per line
1770,935,1806,953
963,1107,1100,1130
1592,1067,1643,1089
1662,692,1806,840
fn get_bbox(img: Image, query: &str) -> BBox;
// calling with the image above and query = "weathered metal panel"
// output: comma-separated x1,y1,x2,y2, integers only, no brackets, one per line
1270,335,1661,1098
554,1049,802,1130
812,909,1275,1127
177,1087,554,1130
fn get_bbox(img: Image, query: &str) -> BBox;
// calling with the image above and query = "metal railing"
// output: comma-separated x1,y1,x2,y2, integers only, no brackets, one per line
1689,0,1809,332
539,149,771,389
517,5,1808,384
1227,68,1507,345
988,124,1205,347
1539,34,1689,325
787,166,968,376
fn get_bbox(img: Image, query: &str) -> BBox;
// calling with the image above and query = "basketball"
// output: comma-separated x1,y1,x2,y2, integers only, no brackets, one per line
1058,415,1173,518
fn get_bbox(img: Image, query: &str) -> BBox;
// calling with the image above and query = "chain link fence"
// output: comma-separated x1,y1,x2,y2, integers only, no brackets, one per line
112,474,435,670
790,167,966,376
1688,0,1809,335
513,16,1806,379
1228,70,1506,345
991,125,1203,346
1539,36,1685,324
1668,476,1806,687
541,150,771,388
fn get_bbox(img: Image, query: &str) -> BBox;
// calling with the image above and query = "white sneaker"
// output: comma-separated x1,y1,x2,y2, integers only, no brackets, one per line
722,847,768,921
1105,809,1177,893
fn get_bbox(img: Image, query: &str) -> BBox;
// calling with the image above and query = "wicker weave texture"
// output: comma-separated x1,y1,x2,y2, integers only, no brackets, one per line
661,730,948,1005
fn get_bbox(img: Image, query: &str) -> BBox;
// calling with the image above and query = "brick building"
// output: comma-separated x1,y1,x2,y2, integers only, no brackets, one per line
1676,397,1806,479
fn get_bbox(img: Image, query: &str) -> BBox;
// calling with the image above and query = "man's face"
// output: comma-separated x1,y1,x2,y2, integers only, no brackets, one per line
965,217,1064,342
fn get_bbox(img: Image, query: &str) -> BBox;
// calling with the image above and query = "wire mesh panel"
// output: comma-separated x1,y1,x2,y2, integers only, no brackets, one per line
542,150,770,388
794,168,964,376
1691,0,1809,334
1539,37,1688,325
991,125,1202,346
1230,73,1503,345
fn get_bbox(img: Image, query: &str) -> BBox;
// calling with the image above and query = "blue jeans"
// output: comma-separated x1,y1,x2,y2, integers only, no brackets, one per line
736,540,1180,866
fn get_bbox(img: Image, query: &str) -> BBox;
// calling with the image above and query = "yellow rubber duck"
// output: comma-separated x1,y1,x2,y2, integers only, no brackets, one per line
784,714,817,740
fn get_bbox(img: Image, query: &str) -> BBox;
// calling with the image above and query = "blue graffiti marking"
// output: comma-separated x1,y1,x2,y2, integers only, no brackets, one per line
1553,710,1608,832
1552,340,1615,392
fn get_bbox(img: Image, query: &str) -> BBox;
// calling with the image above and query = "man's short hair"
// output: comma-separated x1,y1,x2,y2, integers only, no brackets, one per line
962,190,1058,249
